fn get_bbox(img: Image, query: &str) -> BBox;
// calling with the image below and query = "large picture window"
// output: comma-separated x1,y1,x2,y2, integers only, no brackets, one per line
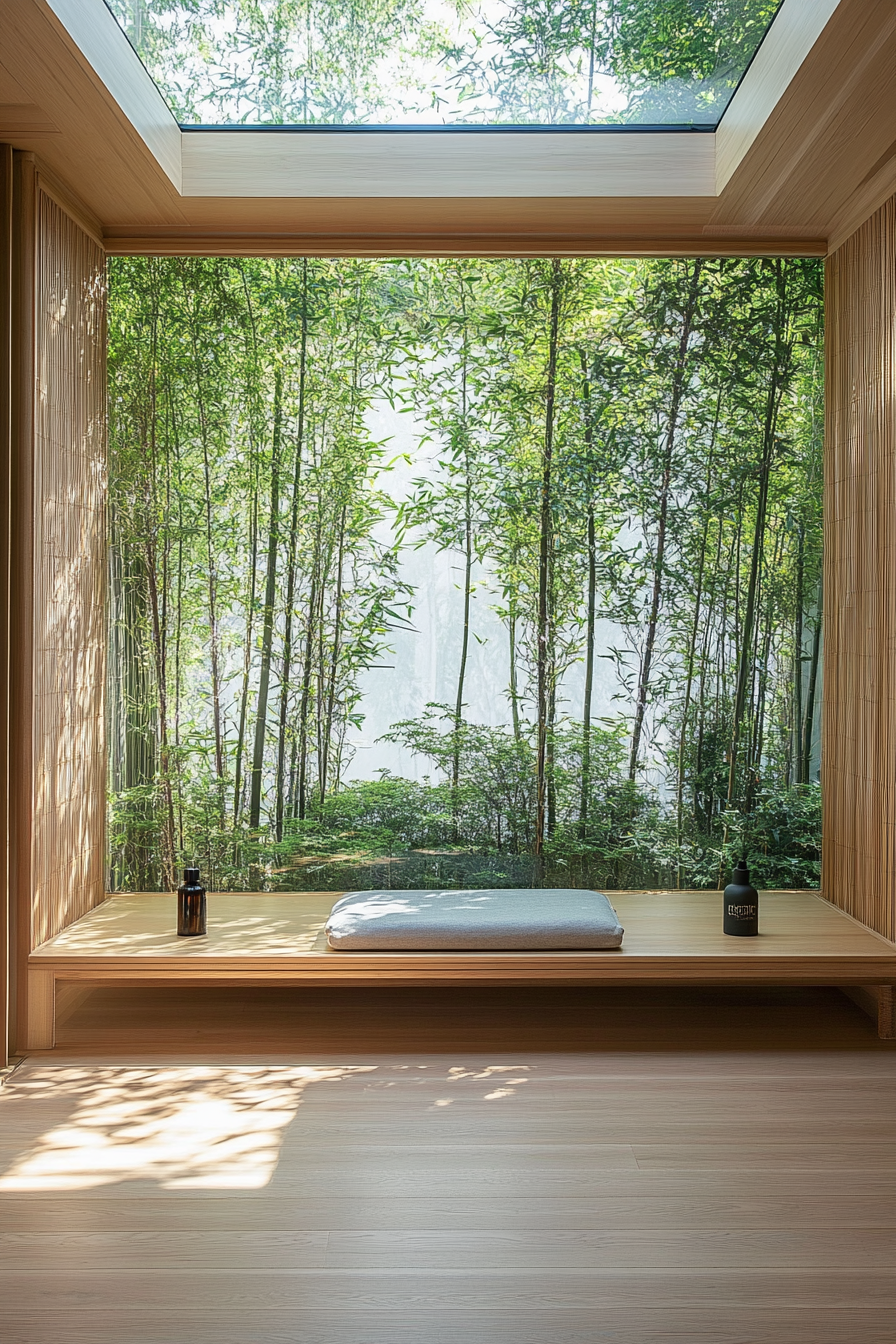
107,255,822,892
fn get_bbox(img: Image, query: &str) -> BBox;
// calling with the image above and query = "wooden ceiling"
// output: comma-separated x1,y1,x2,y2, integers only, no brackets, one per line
0,0,893,256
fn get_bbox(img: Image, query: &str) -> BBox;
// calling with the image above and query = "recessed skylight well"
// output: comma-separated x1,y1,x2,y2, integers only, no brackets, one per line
104,0,783,130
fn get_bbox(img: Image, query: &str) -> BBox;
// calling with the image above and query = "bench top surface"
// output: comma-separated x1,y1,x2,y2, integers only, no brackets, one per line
29,891,896,980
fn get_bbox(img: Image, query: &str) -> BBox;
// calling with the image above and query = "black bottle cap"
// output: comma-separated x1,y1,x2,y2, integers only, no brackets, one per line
184,867,201,885
732,857,750,883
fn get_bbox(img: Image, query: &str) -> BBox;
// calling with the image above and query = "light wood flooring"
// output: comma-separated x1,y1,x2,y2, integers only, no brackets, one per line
1,983,896,1342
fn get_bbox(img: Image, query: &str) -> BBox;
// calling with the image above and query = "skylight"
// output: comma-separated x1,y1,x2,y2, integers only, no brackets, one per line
104,0,783,129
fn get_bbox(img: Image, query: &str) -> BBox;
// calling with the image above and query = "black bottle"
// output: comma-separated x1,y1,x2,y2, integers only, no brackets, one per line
177,866,207,937
723,858,759,936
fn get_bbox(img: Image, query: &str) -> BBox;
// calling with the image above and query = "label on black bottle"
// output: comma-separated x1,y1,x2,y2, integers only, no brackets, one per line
727,903,756,919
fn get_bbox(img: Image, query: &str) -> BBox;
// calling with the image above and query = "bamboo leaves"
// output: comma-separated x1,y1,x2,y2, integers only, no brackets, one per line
107,253,823,893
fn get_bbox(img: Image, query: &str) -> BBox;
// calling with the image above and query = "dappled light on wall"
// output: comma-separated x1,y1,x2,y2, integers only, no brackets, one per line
32,192,107,948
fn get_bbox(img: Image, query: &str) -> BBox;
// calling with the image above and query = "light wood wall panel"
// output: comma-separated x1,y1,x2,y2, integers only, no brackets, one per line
29,187,106,949
822,194,896,940
0,144,12,1064
9,155,106,999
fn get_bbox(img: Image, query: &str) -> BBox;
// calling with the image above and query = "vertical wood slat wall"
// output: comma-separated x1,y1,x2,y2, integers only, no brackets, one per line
30,190,106,949
8,155,107,1051
0,145,12,1064
823,193,896,941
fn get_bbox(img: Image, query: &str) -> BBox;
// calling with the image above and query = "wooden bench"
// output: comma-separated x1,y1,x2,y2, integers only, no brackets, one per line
27,889,896,1048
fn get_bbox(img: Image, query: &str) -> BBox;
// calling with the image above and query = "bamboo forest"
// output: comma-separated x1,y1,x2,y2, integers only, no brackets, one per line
107,256,823,893
107,0,781,128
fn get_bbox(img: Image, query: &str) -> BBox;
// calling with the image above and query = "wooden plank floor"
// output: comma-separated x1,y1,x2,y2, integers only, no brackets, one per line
1,983,895,1342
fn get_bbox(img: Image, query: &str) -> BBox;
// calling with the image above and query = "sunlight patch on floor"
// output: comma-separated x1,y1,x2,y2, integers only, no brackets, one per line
0,1065,369,1191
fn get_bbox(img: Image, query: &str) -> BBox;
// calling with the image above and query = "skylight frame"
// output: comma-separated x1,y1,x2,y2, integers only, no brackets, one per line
178,122,719,135
42,0,842,201
100,0,786,135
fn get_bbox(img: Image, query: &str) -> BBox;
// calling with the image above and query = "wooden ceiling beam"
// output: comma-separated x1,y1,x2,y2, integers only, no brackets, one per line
102,231,827,258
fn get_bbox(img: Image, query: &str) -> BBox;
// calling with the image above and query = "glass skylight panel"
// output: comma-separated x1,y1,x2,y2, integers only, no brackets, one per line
105,1,783,129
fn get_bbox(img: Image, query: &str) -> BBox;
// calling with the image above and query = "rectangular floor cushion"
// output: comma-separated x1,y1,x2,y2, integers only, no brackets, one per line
325,888,624,951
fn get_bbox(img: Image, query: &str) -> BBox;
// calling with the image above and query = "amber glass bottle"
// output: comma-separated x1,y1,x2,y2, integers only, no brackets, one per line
723,858,759,936
177,867,207,937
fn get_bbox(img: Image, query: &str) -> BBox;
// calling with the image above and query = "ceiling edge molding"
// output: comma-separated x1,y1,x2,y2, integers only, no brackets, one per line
34,159,104,250
0,105,59,137
101,231,827,258
827,164,896,255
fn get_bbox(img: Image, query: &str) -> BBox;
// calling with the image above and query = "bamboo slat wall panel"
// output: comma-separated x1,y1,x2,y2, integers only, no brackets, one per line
1,145,12,1062
823,194,896,940
30,191,106,949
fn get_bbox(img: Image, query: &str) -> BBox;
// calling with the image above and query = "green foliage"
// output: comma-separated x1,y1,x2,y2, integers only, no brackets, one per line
606,0,780,120
107,253,823,894
106,0,781,125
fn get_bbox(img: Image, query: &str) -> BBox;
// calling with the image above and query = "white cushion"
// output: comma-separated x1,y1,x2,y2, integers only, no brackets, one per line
325,888,624,950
